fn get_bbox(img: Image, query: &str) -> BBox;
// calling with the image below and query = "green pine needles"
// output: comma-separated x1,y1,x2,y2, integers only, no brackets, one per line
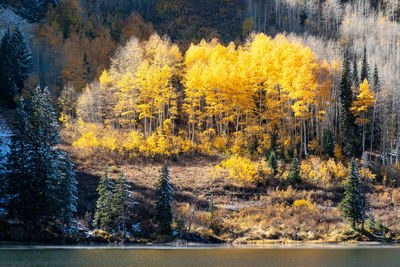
93,167,134,239
93,166,113,232
287,155,301,186
111,172,133,239
6,87,77,232
339,158,366,229
153,162,174,235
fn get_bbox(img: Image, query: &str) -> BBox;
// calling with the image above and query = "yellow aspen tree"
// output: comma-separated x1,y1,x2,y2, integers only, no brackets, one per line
351,79,375,154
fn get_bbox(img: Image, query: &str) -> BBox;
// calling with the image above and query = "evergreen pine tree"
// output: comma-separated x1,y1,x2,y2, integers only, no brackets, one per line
93,166,113,232
287,143,295,161
153,162,174,235
372,65,380,90
268,151,278,173
29,86,61,225
270,132,277,154
11,28,32,92
6,88,72,230
57,152,78,234
176,213,186,238
6,98,34,225
352,56,359,87
339,50,359,156
6,89,77,231
0,27,32,103
82,52,91,83
0,29,15,101
287,156,301,186
324,130,334,157
360,46,369,82
339,159,365,229
111,171,133,240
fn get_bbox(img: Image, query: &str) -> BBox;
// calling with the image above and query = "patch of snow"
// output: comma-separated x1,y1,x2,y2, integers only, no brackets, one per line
131,223,141,233
0,115,11,172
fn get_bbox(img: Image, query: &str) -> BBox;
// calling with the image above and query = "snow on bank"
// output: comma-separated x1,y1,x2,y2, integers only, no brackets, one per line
0,115,11,171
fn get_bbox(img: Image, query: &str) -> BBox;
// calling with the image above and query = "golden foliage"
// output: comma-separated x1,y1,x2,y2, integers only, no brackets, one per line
301,156,347,186
214,155,273,185
70,33,333,158
351,79,375,124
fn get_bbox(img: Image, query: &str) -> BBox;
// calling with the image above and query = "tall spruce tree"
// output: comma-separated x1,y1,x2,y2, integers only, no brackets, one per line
339,50,359,156
57,152,78,234
28,86,61,224
11,28,32,92
153,162,174,235
5,98,33,226
372,65,380,90
352,56,359,87
369,65,381,153
0,29,15,101
360,46,369,82
0,27,32,103
93,166,113,232
339,159,365,229
6,88,77,230
111,171,133,240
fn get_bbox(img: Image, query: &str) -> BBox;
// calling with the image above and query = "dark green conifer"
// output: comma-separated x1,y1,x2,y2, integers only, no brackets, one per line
360,46,369,82
352,56,359,87
6,88,76,231
6,98,33,225
57,152,78,234
0,27,32,103
11,28,32,91
268,151,278,173
324,130,334,157
153,162,174,235
339,50,359,156
82,52,91,82
111,171,133,240
287,156,301,186
0,29,15,101
339,159,365,229
270,132,277,154
372,65,380,91
93,166,113,231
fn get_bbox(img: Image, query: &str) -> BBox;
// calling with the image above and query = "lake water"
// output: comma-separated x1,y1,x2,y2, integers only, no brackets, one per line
1,245,400,266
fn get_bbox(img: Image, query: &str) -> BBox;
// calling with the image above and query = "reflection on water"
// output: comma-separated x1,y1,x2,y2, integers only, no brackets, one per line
1,246,400,266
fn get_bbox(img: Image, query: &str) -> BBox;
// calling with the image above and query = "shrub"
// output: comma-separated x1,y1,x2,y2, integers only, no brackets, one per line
214,155,273,185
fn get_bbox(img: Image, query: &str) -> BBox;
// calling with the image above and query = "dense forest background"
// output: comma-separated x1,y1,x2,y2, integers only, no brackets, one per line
2,0,400,165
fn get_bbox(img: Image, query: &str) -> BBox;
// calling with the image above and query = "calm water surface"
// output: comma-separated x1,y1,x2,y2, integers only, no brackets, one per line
1,245,400,266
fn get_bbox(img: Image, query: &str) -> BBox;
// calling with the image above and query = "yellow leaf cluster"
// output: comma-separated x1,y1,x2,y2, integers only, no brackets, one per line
351,79,375,124
70,33,334,158
300,156,347,186
214,155,273,185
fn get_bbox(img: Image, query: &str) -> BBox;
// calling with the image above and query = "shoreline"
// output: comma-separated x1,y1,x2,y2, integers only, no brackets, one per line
1,241,400,250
